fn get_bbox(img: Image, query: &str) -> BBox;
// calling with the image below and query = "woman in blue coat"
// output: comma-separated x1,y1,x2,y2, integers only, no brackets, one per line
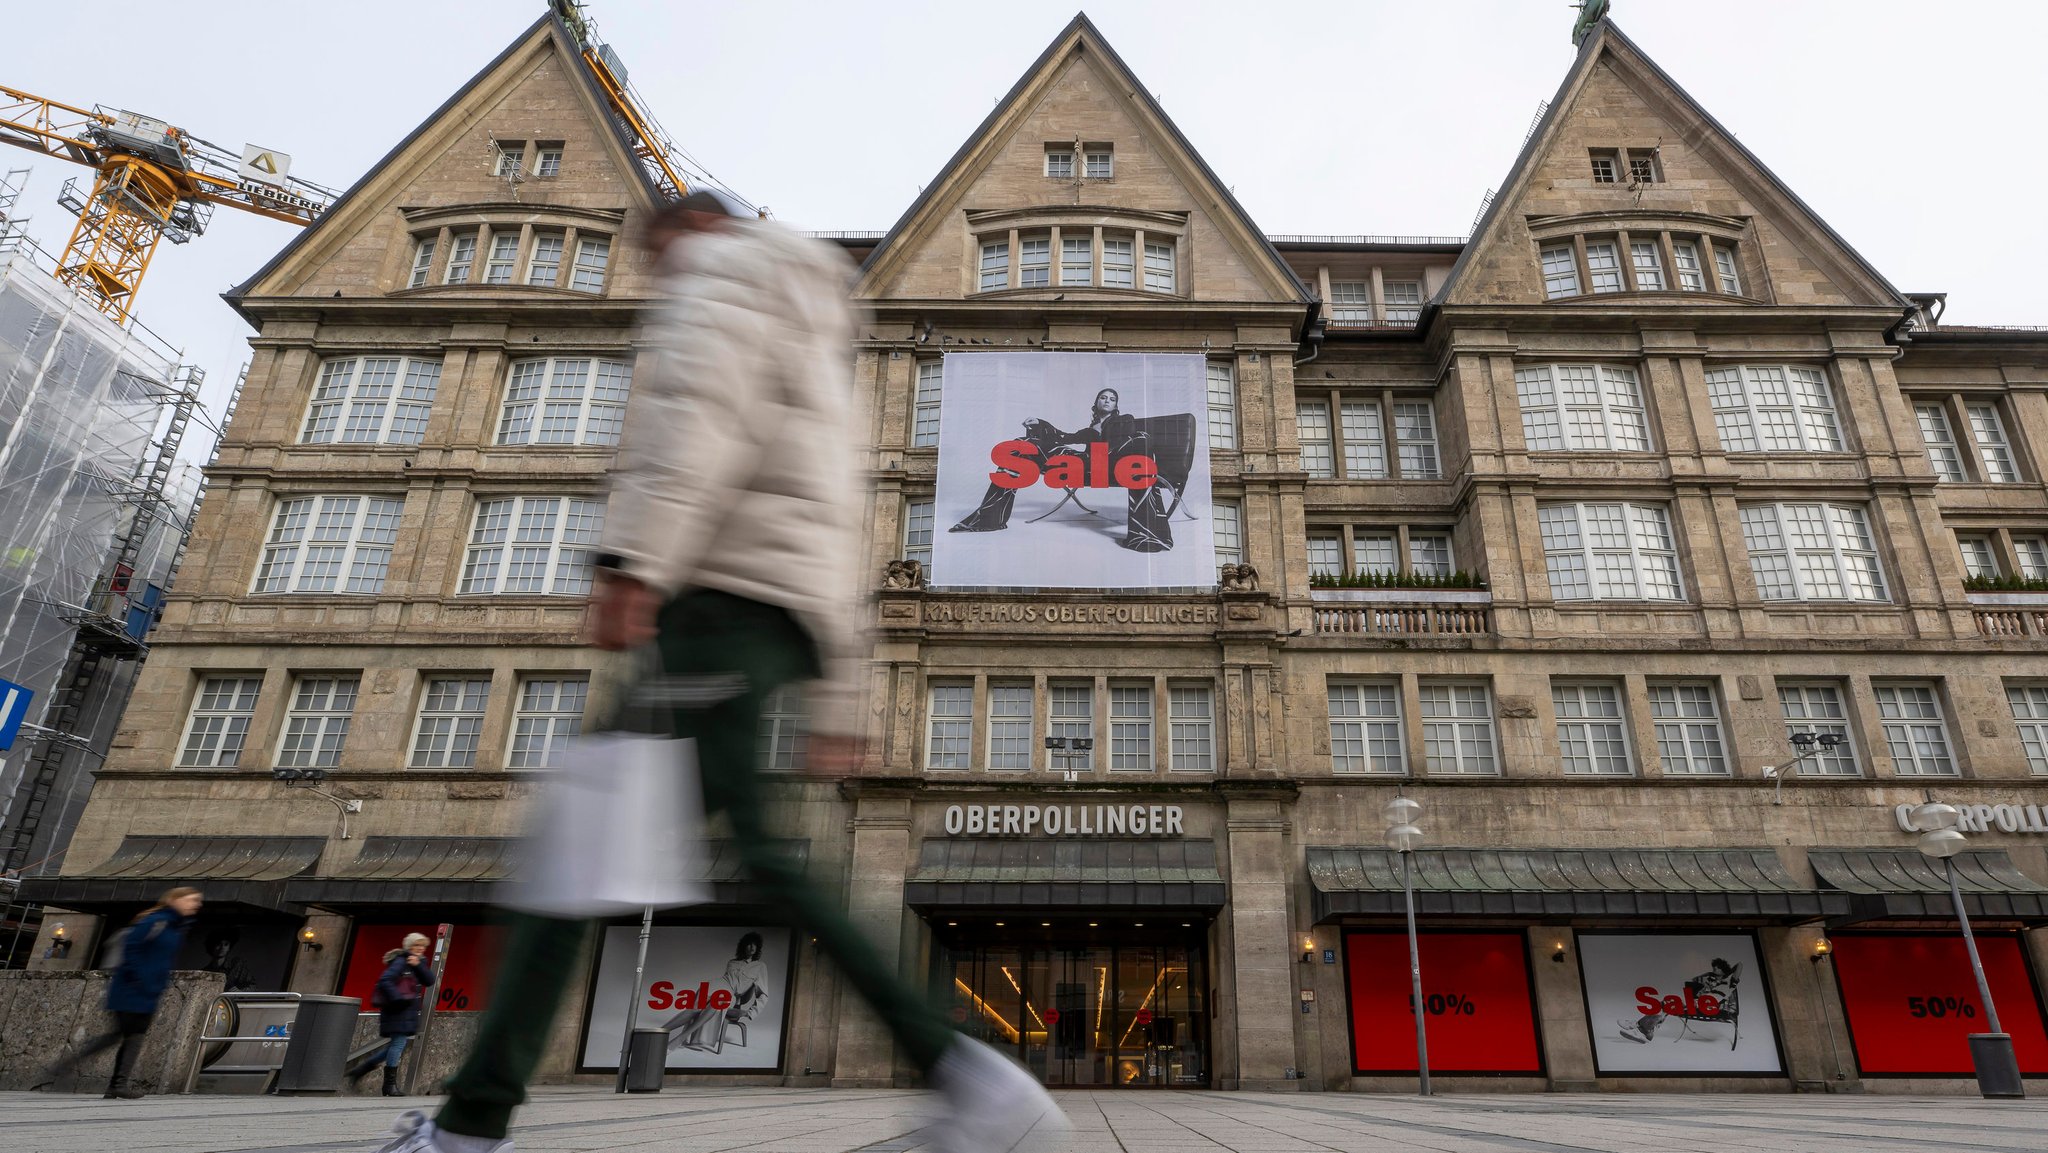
38,886,202,1098
354,932,436,1096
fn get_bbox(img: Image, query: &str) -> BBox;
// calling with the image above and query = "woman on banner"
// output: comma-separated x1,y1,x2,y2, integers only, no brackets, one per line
663,932,770,1054
948,386,1173,551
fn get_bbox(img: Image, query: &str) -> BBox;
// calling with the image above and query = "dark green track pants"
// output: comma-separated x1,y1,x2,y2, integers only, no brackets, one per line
437,591,955,1140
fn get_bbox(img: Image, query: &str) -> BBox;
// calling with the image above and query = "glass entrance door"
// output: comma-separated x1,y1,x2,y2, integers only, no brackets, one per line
938,923,1208,1088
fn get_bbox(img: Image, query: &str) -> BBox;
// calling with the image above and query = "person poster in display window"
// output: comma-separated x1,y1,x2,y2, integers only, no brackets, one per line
580,924,795,1072
1576,932,1784,1074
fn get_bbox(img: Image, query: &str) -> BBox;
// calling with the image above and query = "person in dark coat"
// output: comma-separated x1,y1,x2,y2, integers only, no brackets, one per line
351,932,437,1096
36,886,202,1098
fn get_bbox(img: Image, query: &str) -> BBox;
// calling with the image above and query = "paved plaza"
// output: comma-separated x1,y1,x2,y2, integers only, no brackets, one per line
0,1087,2038,1153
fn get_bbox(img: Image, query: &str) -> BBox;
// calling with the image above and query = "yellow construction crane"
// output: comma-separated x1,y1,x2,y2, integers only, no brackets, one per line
552,0,709,207
0,85,337,324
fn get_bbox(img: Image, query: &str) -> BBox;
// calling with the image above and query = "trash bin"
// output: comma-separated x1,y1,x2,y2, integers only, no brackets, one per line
626,1028,668,1093
1969,1033,2026,1099
275,995,363,1095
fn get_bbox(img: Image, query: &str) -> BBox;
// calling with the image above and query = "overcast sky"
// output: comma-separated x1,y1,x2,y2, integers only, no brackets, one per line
3,1,2043,460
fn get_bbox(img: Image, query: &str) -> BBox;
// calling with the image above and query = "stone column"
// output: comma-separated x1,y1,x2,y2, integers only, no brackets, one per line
832,787,916,1087
1760,925,1858,1091
1223,789,1297,1090
286,912,352,994
1531,927,1597,1090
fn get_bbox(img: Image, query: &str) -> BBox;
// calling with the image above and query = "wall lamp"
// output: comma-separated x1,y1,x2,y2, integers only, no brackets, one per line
1301,935,1315,964
46,922,72,960
1811,937,1832,965
1552,941,1567,964
298,926,323,952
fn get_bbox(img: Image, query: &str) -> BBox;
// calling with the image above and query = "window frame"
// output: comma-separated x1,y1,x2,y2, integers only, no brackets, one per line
1044,148,1074,179
252,495,405,595
2005,683,2048,775
1168,682,1215,772
1957,533,2001,580
1705,365,1845,454
1047,680,1094,770
483,231,519,284
985,681,1033,772
526,232,563,287
1873,682,1958,777
1108,682,1155,772
1419,681,1498,775
1142,241,1175,293
1212,500,1242,572
301,355,443,447
408,677,491,770
492,145,524,177
1738,502,1889,603
1778,681,1860,776
1541,244,1581,299
495,357,634,448
758,684,808,770
1018,236,1051,289
1966,402,2021,483
534,146,563,178
457,495,608,597
902,498,934,569
1648,681,1729,776
1382,280,1422,324
570,235,611,294
1083,145,1114,179
978,240,1009,292
1916,402,1967,481
407,237,436,288
1100,238,1134,288
177,675,263,768
443,231,477,285
1327,680,1406,775
1394,401,1441,479
1552,680,1634,776
1584,240,1624,294
276,674,360,770
1329,281,1373,326
1514,363,1651,452
1059,234,1092,286
1537,501,1684,602
508,676,586,769
912,360,943,447
1206,360,1237,450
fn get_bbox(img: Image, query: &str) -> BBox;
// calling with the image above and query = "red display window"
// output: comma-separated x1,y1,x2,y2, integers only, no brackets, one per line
1830,933,2048,1076
1344,931,1542,1074
338,922,508,1013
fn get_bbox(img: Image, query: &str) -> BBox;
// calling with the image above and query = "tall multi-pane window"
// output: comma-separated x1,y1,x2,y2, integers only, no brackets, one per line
1738,504,1887,602
925,683,972,770
1409,532,1453,577
410,678,490,769
1967,404,2020,482
276,676,359,769
2005,684,2048,774
526,232,563,287
1553,682,1632,775
508,677,585,768
913,360,944,447
986,683,1033,771
443,233,477,285
254,496,404,595
1143,242,1175,293
496,357,633,446
1340,401,1386,477
178,676,263,768
903,500,934,569
1382,281,1422,324
1328,682,1404,774
758,685,807,770
2017,537,2048,582
1515,364,1649,451
1628,242,1665,290
1101,239,1134,288
1395,402,1440,478
1420,682,1497,774
1541,245,1580,298
1779,683,1859,775
570,236,610,293
1584,242,1623,293
484,233,519,283
1306,532,1344,577
1206,361,1236,450
458,496,607,596
1212,501,1241,570
1354,530,1398,574
1060,235,1091,285
1537,503,1682,601
1297,401,1333,477
1713,245,1742,294
1649,683,1728,775
1706,366,1843,453
1018,237,1051,288
1048,682,1093,769
408,238,436,288
1874,684,1956,776
1671,241,1705,291
1169,684,1214,772
1109,684,1154,771
977,241,1008,291
1957,535,2000,580
1330,282,1372,326
1916,403,1966,481
302,356,442,446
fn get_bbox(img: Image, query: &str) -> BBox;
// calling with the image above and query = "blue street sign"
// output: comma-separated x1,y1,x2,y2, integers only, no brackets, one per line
0,677,34,751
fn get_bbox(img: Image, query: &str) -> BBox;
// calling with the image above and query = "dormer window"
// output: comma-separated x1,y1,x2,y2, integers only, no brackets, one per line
967,212,1182,296
1019,237,1051,288
1084,144,1114,179
1101,238,1133,287
1538,225,1749,300
444,232,477,285
979,241,1008,291
1590,148,1660,184
1045,147,1074,179
493,145,523,178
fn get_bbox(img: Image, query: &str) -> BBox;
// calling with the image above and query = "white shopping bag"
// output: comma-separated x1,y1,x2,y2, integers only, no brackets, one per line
502,730,713,918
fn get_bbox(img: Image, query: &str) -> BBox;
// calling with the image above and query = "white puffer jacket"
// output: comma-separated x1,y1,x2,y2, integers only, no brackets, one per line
602,219,864,731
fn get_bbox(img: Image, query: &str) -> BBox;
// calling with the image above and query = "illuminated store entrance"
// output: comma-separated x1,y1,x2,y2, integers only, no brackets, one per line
935,919,1209,1087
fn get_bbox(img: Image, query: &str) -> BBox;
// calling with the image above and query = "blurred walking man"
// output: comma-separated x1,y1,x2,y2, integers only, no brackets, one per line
372,190,1062,1153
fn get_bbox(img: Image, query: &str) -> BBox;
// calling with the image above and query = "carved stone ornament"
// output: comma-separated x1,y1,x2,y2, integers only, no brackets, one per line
882,559,926,590
1219,563,1261,592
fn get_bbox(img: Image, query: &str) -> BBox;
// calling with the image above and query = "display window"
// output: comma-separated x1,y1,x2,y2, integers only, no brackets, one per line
1829,933,2048,1076
1575,931,1784,1075
580,923,796,1073
338,922,507,1013
1344,930,1542,1074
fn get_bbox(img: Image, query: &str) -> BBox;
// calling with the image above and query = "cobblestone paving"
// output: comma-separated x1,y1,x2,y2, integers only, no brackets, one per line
1,1087,2038,1153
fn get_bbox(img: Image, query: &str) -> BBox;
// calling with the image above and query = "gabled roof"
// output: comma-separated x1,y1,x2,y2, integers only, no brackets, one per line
223,10,664,323
856,12,1310,305
1436,17,1906,311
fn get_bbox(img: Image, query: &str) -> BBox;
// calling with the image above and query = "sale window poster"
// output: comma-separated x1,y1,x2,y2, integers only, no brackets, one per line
338,923,506,1013
1577,933,1782,1074
1345,931,1542,1074
932,352,1215,589
581,924,794,1072
1829,933,2048,1075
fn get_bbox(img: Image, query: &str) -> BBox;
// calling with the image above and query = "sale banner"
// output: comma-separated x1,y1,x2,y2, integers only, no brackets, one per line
338,922,505,1013
932,352,1214,588
1829,933,2048,1075
1345,931,1541,1074
1578,933,1782,1074
581,924,794,1072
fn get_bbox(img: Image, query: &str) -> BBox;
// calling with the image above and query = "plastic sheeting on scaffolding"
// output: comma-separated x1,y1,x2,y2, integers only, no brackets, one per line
0,246,171,829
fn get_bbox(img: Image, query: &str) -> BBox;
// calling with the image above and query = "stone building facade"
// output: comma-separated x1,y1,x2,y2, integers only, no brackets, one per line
25,11,2048,1095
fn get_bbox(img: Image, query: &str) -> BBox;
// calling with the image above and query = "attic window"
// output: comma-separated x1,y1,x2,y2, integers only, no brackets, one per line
1628,151,1661,183
1045,147,1074,179
1590,152,1619,184
535,144,564,177
1084,144,1114,179
1590,149,1661,184
493,145,524,178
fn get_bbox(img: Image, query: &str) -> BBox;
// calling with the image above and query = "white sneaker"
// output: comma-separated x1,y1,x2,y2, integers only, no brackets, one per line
373,1110,514,1153
1616,1019,1649,1044
931,1038,1069,1153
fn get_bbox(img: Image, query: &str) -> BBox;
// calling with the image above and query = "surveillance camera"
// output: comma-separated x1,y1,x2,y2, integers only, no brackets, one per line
271,768,300,781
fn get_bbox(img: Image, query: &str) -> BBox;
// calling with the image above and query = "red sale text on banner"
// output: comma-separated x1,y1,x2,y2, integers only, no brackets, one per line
1344,931,1541,1074
339,923,506,1014
1829,934,2048,1076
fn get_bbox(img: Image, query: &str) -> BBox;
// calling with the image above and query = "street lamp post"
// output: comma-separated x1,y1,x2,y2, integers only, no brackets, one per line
1912,801,2024,1099
1384,795,1429,1096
